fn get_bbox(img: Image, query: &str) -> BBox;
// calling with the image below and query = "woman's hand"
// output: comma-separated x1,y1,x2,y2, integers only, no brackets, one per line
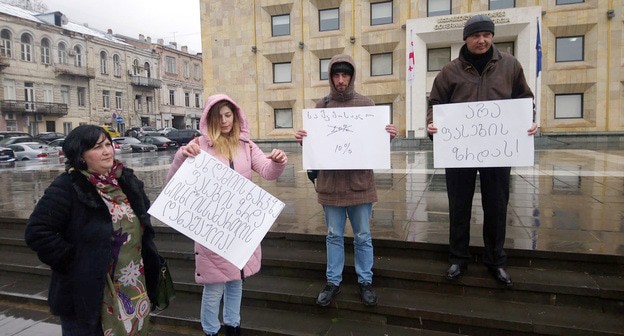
268,149,287,164
527,122,538,136
181,142,201,158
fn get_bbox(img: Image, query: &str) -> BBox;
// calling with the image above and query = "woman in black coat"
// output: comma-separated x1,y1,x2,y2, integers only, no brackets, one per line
25,125,160,336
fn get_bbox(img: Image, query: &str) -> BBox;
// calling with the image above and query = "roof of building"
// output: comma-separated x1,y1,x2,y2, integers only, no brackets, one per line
0,3,128,46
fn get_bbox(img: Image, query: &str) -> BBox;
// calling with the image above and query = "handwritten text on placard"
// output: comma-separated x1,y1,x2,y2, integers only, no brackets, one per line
148,151,285,269
302,106,390,170
433,98,534,168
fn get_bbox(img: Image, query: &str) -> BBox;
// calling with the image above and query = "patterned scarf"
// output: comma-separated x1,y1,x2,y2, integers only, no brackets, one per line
81,160,151,335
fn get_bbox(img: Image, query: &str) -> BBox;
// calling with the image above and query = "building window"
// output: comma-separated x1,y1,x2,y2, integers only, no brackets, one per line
371,1,393,26
169,90,175,105
274,108,293,129
166,56,176,74
74,45,83,67
273,62,292,83
428,0,451,17
489,0,515,9
57,42,68,64
194,64,201,80
146,96,153,113
497,41,515,56
185,92,190,107
1,29,12,57
100,51,108,74
371,53,393,76
113,54,121,77
135,95,143,112
133,59,140,75
427,48,450,71
40,38,50,64
43,84,53,103
556,0,583,4
24,82,34,111
555,94,583,119
144,62,152,77
556,36,583,62
115,92,122,110
20,33,33,61
102,90,110,109
195,93,201,108
63,122,73,135
319,58,330,80
60,85,70,106
77,87,86,107
183,61,190,78
319,8,339,31
272,14,290,37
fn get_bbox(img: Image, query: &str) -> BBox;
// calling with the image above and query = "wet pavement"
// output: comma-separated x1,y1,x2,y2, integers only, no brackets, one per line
1,142,623,256
1,142,623,335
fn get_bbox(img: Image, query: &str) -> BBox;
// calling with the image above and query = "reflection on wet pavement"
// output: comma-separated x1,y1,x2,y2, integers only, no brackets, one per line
1,146,623,256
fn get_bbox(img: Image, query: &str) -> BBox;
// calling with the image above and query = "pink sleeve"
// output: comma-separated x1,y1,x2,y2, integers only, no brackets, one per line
249,141,287,181
166,147,188,181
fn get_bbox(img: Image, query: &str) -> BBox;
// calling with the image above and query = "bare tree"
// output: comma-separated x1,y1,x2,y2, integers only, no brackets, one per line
0,0,48,13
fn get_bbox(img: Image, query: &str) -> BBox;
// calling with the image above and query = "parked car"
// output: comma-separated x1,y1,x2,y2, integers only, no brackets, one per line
125,126,159,138
33,131,65,143
158,127,177,136
112,137,157,153
112,140,132,155
0,131,30,142
8,142,60,161
101,125,121,138
0,136,44,146
165,129,201,146
47,138,65,156
0,146,16,164
137,135,178,151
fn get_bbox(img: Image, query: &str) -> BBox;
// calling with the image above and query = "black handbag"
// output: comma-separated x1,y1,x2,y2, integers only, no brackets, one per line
306,170,319,184
154,255,175,310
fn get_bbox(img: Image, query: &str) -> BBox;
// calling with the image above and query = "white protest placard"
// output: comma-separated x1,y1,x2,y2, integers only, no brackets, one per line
433,98,534,168
302,106,390,170
148,151,285,269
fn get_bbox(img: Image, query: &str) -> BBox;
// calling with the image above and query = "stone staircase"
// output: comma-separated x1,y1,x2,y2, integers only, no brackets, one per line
1,217,623,335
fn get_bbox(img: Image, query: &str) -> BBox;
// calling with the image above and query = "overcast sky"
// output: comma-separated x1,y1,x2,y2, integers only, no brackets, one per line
42,0,202,53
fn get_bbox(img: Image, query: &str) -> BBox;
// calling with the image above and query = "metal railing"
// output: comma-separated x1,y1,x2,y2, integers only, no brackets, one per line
0,100,68,115
130,75,162,88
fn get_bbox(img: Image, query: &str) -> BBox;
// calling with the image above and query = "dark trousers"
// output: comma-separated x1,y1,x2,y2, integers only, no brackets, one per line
60,314,103,336
445,167,511,268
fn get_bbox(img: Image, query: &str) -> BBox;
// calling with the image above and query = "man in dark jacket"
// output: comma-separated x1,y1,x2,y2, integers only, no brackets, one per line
295,54,397,306
427,15,538,286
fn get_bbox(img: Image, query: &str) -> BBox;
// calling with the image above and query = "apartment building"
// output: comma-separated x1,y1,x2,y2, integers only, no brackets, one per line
117,35,204,130
0,3,203,135
199,0,623,140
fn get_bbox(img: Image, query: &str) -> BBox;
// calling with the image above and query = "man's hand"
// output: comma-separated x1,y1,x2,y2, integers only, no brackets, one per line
385,124,397,140
294,130,307,145
527,122,538,136
427,123,438,135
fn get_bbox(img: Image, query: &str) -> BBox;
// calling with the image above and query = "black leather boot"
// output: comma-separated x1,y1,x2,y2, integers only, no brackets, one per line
225,325,241,336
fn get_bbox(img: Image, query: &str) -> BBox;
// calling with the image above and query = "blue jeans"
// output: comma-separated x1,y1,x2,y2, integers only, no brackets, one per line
200,280,242,334
323,203,374,285
60,314,103,336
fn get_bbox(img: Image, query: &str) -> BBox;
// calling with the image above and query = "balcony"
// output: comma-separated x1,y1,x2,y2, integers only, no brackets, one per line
0,100,68,116
130,75,162,88
54,64,96,79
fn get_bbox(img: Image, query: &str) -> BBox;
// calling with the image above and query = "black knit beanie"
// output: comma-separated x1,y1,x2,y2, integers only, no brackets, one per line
463,14,495,40
330,62,354,76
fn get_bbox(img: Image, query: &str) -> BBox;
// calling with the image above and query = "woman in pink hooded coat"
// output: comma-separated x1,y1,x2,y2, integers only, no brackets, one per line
166,94,288,336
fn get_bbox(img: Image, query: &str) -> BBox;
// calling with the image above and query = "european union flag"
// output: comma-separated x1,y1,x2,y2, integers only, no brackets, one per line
536,21,542,77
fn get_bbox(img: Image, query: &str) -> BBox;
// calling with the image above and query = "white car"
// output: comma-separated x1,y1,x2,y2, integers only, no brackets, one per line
8,142,60,161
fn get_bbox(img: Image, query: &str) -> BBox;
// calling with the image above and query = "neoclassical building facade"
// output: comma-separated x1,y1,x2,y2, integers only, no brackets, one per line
199,0,623,140
0,3,203,135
